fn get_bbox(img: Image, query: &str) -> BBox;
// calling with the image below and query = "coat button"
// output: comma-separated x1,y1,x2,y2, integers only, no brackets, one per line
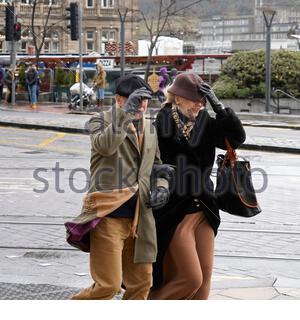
194,198,199,203
196,204,200,208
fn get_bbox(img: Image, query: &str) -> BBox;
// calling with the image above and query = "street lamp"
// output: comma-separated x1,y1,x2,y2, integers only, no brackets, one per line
118,7,129,77
258,6,276,113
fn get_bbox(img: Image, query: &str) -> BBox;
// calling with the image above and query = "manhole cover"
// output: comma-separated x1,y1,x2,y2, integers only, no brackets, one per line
0,282,80,300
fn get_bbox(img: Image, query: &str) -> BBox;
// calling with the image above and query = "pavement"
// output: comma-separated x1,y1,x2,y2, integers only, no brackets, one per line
0,101,300,300
1,101,300,154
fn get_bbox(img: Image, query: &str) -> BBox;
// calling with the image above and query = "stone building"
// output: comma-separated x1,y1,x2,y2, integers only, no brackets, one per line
0,0,139,55
188,0,300,53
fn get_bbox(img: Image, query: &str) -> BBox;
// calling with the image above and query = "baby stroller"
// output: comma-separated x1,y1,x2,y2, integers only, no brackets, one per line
68,83,95,110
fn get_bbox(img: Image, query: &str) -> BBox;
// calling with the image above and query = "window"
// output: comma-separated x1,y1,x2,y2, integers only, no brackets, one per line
20,42,27,53
45,31,52,38
101,0,114,8
52,42,59,53
87,0,93,7
87,31,94,39
43,0,57,4
183,45,195,54
44,42,50,53
87,42,94,51
101,29,116,54
102,30,116,41
21,0,33,4
0,41,3,53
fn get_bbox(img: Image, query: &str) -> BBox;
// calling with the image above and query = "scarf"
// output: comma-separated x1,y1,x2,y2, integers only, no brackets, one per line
171,104,196,142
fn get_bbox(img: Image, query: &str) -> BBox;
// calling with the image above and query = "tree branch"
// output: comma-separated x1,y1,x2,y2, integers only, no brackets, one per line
38,5,52,52
31,0,38,50
161,0,204,18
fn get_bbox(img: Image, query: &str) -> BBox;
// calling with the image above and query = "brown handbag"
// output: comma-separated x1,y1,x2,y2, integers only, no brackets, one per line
215,139,262,217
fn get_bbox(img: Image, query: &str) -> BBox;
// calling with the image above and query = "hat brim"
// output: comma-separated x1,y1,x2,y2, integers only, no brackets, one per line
167,84,205,102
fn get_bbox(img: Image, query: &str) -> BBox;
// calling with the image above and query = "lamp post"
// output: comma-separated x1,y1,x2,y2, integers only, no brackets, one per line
259,6,276,113
118,8,129,77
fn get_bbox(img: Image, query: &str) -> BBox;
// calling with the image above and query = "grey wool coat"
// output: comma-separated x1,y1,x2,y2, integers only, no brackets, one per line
69,106,168,264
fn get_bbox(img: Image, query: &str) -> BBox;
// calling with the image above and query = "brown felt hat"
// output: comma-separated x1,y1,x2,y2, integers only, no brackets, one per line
168,72,205,102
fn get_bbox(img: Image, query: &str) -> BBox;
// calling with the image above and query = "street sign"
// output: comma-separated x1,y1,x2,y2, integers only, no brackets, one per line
96,58,115,69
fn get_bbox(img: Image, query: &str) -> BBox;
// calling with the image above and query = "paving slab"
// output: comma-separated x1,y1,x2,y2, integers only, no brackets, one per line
212,276,276,290
274,278,300,289
218,287,280,300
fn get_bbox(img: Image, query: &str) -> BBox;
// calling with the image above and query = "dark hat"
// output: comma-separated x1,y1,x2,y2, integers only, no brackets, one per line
115,74,153,98
167,73,204,102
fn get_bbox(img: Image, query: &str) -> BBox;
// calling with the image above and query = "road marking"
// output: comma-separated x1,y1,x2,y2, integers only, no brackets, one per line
0,140,89,155
0,126,87,138
38,133,66,147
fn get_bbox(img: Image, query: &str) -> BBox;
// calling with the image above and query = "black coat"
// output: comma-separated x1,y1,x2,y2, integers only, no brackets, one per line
152,105,246,288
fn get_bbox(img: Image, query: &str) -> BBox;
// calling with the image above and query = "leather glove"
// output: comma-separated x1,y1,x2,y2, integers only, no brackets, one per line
147,187,169,210
198,82,225,114
123,87,152,115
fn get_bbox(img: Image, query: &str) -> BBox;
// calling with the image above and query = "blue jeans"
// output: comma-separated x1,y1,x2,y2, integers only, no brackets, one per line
96,88,104,100
28,84,37,104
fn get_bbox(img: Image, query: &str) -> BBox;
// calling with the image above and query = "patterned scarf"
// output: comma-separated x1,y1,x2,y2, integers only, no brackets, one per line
171,104,196,142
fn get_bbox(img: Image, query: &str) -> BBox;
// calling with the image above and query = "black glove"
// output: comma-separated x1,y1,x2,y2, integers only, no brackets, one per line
147,187,169,210
198,82,225,114
150,164,175,192
124,87,152,115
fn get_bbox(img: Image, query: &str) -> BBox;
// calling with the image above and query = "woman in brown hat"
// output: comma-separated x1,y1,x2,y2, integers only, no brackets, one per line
148,73,246,300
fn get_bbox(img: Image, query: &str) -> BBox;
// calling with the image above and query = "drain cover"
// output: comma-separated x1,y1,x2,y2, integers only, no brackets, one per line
0,282,80,300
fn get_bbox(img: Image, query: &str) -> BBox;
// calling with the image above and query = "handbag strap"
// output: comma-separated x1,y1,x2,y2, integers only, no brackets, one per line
224,139,260,208
224,138,237,168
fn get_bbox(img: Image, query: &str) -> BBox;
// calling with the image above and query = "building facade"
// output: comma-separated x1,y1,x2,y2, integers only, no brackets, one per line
195,1,300,53
0,0,139,55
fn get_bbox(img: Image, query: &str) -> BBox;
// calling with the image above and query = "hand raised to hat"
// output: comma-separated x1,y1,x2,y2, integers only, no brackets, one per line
124,87,152,115
198,82,225,114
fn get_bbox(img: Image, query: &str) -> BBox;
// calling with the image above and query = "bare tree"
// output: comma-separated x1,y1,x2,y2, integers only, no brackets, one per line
29,0,66,64
138,0,205,80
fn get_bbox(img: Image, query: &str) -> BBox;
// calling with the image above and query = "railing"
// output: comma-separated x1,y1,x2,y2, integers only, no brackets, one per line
19,5,41,15
100,8,118,17
83,8,98,16
273,89,300,114
43,6,62,15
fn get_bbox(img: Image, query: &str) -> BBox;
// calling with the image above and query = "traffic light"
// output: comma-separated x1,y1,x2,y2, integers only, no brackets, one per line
66,2,79,41
5,5,15,41
14,22,22,41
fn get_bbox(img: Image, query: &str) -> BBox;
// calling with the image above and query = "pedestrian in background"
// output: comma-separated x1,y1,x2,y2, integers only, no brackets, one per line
148,73,246,300
25,63,39,109
157,67,171,103
68,74,170,300
170,67,178,84
0,65,4,102
93,62,106,110
4,66,13,104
